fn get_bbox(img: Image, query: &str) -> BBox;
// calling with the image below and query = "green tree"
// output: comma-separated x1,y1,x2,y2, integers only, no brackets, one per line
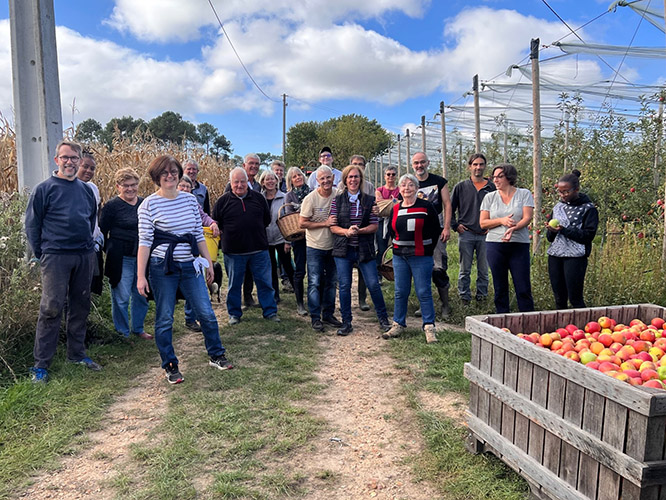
148,111,197,144
75,118,103,143
103,116,148,147
285,121,320,166
211,134,233,157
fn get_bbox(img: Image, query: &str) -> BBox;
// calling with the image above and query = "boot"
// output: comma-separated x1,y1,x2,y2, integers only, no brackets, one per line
294,279,308,316
437,286,451,319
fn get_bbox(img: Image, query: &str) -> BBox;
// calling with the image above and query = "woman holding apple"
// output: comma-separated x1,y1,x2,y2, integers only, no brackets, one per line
479,163,535,313
546,170,599,309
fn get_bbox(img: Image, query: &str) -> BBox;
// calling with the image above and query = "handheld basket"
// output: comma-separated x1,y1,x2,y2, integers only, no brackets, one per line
376,198,397,218
377,247,394,281
276,204,305,242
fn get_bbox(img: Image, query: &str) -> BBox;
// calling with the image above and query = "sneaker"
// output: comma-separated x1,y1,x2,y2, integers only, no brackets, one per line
322,315,343,327
414,308,422,317
209,355,233,371
165,363,184,384
424,324,438,344
337,323,353,336
229,316,241,326
297,304,308,316
311,319,325,332
185,321,202,332
30,367,48,384
265,314,281,322
135,332,154,340
359,301,370,312
69,357,102,371
382,321,405,340
379,317,391,332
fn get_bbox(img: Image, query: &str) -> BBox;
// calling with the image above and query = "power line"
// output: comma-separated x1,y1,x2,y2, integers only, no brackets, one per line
207,0,279,102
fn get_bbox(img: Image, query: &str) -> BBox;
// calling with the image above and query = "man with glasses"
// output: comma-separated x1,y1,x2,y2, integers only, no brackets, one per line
450,153,496,305
308,146,342,189
25,140,102,383
411,151,452,318
184,159,211,214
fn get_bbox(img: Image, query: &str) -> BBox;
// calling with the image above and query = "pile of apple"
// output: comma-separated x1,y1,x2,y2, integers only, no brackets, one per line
513,316,666,389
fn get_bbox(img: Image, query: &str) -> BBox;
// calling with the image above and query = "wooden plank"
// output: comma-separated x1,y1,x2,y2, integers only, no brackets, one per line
470,333,481,368
577,390,605,498
638,304,666,324
465,364,650,486
479,339,492,375
621,479,659,500
543,373,566,475
489,344,505,433
469,381,479,417
626,412,666,462
502,353,519,443
560,381,584,489
515,357,533,454
598,464,622,500
505,313,524,335
467,414,590,500
556,309,576,330
467,317,666,416
597,400,628,499
528,366,548,464
522,311,542,334
538,310,559,333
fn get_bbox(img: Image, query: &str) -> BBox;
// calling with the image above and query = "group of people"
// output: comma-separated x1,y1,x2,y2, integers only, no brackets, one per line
24,139,599,385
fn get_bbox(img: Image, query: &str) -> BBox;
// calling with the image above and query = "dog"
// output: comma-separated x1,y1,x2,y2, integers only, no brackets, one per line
208,261,223,302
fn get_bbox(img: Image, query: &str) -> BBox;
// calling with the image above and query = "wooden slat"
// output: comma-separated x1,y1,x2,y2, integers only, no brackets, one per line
598,464,622,500
577,391,605,498
479,339,492,375
522,311,542,334
538,311,559,333
556,309,576,330
505,313,524,335
626,412,666,462
467,317,666,416
543,374,566,475
638,304,666,324
515,357,533,454
528,366,548,464
469,382,479,417
502,352,519,444
560,381,584,489
467,414,590,500
464,364,653,486
470,334,481,368
598,400,629,500
489,344,505,433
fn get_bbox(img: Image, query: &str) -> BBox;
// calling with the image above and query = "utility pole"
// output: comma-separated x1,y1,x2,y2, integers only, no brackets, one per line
421,115,426,153
406,129,411,166
397,134,402,177
503,118,508,163
440,101,447,178
473,74,481,153
282,94,287,161
531,38,543,254
9,0,63,191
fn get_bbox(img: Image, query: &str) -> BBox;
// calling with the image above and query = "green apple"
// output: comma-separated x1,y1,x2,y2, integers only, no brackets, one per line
549,219,560,229
657,365,666,381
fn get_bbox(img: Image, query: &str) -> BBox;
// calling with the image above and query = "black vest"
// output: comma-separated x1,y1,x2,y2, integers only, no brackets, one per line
332,192,376,262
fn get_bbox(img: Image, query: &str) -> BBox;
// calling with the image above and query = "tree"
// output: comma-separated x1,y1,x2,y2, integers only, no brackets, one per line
285,121,320,166
75,118,103,143
148,111,197,144
211,134,233,157
197,122,218,154
103,116,148,147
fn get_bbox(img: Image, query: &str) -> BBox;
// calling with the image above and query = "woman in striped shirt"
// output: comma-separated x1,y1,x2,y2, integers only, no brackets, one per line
137,155,232,384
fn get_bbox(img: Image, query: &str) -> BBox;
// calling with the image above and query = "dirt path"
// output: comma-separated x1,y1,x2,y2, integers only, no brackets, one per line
16,284,466,499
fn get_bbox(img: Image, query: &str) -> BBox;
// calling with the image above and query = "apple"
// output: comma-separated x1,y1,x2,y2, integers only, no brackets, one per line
580,352,597,365
652,317,666,329
598,317,612,329
549,219,560,229
657,366,666,380
643,380,665,389
585,321,601,334
642,369,659,382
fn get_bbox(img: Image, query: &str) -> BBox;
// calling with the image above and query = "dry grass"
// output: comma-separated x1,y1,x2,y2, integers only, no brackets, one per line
0,120,232,200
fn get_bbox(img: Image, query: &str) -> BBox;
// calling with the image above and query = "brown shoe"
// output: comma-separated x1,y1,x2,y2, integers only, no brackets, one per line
424,324,438,344
382,321,405,340
136,332,154,340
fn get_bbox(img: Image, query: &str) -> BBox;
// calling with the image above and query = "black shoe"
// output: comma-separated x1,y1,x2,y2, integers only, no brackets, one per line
209,355,233,371
322,315,343,327
165,363,184,384
461,299,471,307
185,321,201,332
359,301,370,311
311,319,324,332
337,323,353,336
379,317,391,332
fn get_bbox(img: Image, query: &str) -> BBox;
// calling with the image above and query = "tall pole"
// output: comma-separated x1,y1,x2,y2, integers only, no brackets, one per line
397,134,402,177
459,141,463,177
662,1,666,264
440,101,447,178
282,94,287,161
9,0,64,191
379,153,383,188
473,74,481,153
531,38,543,254
503,118,508,163
421,115,426,153
406,129,411,166
654,98,663,190
563,111,570,175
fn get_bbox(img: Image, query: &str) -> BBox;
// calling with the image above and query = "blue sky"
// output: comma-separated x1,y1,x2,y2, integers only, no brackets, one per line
1,1,665,160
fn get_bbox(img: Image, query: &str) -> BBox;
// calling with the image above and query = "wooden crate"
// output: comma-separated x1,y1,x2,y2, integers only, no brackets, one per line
465,304,666,500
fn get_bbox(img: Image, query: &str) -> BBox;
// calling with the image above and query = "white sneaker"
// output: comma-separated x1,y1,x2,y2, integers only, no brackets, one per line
424,324,438,344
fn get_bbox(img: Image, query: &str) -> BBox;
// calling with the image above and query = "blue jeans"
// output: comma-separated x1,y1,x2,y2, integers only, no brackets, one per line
149,257,225,369
457,231,489,301
335,248,388,324
393,254,435,327
306,247,337,320
111,256,149,336
486,242,534,313
223,251,277,319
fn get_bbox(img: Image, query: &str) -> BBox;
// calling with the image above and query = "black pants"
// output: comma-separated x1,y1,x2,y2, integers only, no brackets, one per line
548,255,588,309
269,244,294,300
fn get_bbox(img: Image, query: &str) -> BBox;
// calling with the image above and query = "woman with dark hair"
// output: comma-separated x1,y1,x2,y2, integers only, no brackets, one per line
330,165,390,336
285,167,310,315
137,155,232,384
546,171,599,309
480,163,535,313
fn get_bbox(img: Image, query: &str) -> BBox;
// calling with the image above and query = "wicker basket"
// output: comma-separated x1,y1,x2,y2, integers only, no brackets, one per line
376,198,397,218
276,204,305,242
377,247,394,281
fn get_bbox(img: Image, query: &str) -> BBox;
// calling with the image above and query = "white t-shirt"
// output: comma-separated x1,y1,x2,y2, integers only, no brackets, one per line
300,187,337,250
480,188,534,244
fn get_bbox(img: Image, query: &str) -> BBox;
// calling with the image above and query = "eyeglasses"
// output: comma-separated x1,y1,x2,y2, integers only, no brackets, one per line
320,154,332,158
385,173,396,177
160,169,179,178
347,174,360,179
492,174,506,180
58,155,80,162
412,160,427,165
120,182,138,189
557,188,573,195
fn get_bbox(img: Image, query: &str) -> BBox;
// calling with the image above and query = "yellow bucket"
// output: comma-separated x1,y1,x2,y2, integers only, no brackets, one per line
203,226,220,262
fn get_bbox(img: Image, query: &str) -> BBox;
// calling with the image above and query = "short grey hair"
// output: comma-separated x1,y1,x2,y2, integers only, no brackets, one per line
385,165,397,174
315,165,333,180
286,167,305,191
230,166,248,181
398,173,419,188
180,174,194,187
258,170,278,187
183,159,199,170
244,153,260,163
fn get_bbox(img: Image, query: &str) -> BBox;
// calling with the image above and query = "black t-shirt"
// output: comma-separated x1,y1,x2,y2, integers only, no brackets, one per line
417,173,448,214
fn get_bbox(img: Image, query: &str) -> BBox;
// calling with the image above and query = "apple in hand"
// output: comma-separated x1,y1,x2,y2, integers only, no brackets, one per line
548,219,560,229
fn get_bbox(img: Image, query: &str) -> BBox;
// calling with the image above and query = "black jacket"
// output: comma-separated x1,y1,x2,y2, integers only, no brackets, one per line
212,189,270,254
332,192,376,262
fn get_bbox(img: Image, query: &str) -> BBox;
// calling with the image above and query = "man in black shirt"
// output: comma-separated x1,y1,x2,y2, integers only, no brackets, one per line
412,152,452,318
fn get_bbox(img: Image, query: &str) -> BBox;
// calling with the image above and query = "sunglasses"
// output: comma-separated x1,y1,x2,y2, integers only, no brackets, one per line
385,173,396,177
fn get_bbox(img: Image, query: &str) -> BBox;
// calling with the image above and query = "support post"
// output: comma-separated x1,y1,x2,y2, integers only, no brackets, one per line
282,93,287,161
406,129,411,167
474,74,481,153
503,119,508,163
421,115,426,153
397,134,402,177
440,101,447,178
9,0,63,191
531,38,543,254
563,111,570,175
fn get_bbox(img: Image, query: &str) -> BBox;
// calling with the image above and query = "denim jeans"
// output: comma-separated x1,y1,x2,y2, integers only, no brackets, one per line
111,256,149,336
34,252,95,369
149,257,225,369
306,246,337,320
223,251,277,319
457,231,489,301
486,242,534,313
334,247,388,325
184,299,197,324
392,254,435,328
